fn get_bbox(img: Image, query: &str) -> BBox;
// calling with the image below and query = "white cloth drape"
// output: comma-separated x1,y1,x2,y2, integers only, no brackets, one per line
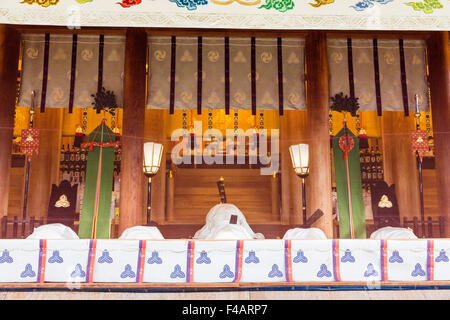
327,38,429,112
147,36,306,111
18,34,125,109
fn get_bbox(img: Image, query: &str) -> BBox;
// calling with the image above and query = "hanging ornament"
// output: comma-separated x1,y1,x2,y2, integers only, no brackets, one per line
339,121,354,161
329,110,334,148
233,110,239,137
21,128,39,158
111,111,116,130
357,111,369,149
189,110,195,150
74,124,85,148
113,126,121,142
82,108,88,134
425,113,433,151
411,130,429,163
182,109,188,136
206,109,213,142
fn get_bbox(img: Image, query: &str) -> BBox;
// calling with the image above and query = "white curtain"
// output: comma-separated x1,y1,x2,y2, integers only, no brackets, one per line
147,36,306,111
327,38,429,112
18,34,125,109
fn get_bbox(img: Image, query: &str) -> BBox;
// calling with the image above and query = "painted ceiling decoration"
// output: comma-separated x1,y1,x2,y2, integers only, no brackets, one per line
0,0,446,30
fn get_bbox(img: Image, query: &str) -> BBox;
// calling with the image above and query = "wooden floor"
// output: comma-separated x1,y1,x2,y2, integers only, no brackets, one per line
0,282,448,300
1,289,447,300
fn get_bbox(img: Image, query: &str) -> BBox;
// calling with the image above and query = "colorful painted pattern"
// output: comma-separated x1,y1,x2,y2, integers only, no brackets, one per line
116,0,142,7
259,0,294,11
15,0,448,16
169,0,208,10
350,0,392,11
20,0,59,6
309,0,334,7
405,0,443,13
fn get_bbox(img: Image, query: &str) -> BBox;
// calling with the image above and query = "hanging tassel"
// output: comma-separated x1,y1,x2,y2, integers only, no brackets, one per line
74,125,85,148
329,112,334,149
358,128,369,149
113,126,121,142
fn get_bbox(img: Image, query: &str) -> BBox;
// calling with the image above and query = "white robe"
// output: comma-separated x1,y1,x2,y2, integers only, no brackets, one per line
370,226,418,239
193,203,265,240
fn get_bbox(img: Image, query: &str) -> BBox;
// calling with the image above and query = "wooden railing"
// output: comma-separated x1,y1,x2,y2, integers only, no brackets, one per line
402,216,445,238
1,216,44,239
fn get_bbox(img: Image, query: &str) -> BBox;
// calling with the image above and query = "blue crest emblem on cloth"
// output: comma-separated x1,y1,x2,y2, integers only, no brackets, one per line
48,251,63,264
219,264,235,279
341,249,356,263
170,264,185,279
364,263,378,277
268,264,283,278
435,250,449,263
98,250,113,264
0,250,13,264
70,264,86,278
148,251,163,264
317,264,332,278
293,250,308,263
120,264,136,279
169,0,208,11
389,250,404,263
196,251,211,264
245,251,260,264
20,264,36,278
411,263,426,277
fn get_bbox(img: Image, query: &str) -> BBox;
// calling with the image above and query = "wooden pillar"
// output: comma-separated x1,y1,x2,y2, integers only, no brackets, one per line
0,25,20,224
118,28,147,235
305,31,333,237
270,173,280,222
166,168,175,222
144,109,167,224
280,115,292,224
27,109,63,220
427,32,450,237
381,113,420,221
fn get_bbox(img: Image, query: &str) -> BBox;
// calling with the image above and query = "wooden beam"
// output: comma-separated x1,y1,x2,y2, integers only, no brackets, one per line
0,25,20,227
270,173,280,222
427,31,450,237
166,168,175,222
118,28,147,235
305,31,333,238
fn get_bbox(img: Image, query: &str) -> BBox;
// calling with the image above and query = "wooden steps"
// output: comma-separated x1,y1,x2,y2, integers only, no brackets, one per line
172,168,276,224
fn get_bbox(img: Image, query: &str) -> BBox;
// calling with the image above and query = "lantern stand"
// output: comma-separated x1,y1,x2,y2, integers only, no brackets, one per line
143,142,164,226
289,144,310,225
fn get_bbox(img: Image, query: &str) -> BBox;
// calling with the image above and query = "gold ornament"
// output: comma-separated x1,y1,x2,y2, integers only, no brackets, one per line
55,195,70,208
378,195,393,208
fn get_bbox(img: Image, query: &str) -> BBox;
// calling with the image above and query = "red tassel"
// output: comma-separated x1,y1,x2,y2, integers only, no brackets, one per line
89,142,94,151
